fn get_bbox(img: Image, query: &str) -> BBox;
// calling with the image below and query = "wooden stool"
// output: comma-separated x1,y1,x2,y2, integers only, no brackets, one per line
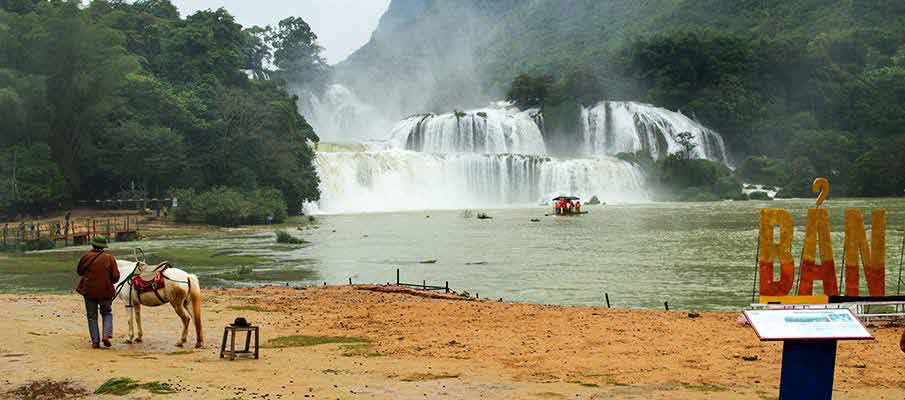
220,325,259,360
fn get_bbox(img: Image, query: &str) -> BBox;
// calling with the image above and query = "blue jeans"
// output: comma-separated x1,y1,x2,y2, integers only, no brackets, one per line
84,297,113,345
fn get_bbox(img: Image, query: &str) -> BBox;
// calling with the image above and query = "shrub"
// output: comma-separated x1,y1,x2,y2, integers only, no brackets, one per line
171,186,288,227
714,176,743,199
275,230,305,244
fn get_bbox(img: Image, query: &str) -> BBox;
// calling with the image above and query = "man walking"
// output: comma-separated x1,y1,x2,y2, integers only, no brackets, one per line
76,235,120,348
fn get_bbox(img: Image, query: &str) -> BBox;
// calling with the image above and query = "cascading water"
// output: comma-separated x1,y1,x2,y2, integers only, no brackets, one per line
305,92,731,214
297,84,394,142
389,105,546,155
312,149,647,214
580,101,729,164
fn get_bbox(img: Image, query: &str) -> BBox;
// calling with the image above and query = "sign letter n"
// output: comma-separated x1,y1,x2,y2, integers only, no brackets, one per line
844,209,886,296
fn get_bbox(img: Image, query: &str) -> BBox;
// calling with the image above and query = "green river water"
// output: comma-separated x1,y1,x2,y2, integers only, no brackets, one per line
5,198,905,311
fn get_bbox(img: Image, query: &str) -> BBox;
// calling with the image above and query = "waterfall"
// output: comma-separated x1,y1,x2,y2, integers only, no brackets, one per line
389,105,546,155
312,149,648,214
297,84,394,142
304,93,734,214
580,101,729,164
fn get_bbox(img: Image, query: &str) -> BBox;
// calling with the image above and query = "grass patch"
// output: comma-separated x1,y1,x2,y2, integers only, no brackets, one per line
95,377,176,395
340,344,383,358
583,373,628,386
8,379,88,400
227,305,270,312
679,383,728,393
399,372,460,382
275,230,307,245
142,248,268,268
266,335,367,348
212,267,318,282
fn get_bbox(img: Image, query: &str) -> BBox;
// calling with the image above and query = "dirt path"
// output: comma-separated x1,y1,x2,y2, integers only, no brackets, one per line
2,286,904,399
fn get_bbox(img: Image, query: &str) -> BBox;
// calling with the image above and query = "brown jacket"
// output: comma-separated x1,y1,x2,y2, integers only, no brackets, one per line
76,249,120,300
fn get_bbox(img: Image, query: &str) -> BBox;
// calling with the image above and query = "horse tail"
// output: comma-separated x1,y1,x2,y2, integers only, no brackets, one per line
186,274,203,344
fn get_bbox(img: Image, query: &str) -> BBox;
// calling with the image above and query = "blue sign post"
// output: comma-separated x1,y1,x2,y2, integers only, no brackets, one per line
743,309,874,400
779,340,837,399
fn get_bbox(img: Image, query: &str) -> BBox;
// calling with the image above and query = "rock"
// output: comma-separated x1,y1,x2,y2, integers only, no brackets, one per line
419,259,438,264
588,195,601,205
741,355,758,361
687,312,701,318
530,218,540,222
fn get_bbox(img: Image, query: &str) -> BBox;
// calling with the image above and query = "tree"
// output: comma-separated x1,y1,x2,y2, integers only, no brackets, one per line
506,73,552,109
26,1,139,196
268,16,330,90
676,131,697,160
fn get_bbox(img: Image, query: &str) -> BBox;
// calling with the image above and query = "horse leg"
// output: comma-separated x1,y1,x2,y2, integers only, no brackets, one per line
187,278,204,348
170,292,190,347
125,304,134,344
134,304,143,343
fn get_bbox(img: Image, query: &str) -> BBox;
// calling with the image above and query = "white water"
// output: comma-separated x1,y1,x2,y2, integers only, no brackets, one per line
312,150,647,214
297,84,394,142
302,85,733,214
389,105,546,155
580,101,729,163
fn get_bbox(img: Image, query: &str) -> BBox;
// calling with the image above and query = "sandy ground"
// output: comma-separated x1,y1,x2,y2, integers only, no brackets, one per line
2,286,905,399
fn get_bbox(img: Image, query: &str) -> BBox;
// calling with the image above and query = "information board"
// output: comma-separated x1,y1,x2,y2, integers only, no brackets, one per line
743,309,874,341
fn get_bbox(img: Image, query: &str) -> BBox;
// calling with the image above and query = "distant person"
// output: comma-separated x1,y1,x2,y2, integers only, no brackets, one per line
554,201,561,215
75,235,120,349
575,201,581,213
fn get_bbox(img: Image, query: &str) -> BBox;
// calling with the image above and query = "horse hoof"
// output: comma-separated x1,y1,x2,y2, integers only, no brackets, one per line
134,338,143,344
125,339,133,344
175,343,184,348
195,343,204,349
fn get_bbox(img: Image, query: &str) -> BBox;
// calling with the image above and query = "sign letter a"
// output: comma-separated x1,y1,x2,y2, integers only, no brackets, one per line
759,209,795,296
844,209,886,296
797,208,838,295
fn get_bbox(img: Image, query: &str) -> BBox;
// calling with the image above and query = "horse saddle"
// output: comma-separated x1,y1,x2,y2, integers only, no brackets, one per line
131,271,166,293
130,262,171,303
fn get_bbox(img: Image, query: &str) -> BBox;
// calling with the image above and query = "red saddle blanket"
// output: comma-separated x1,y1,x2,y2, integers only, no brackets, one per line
131,271,166,293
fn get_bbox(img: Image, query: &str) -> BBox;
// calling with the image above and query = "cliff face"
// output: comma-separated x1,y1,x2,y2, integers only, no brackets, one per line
335,0,521,118
335,0,670,118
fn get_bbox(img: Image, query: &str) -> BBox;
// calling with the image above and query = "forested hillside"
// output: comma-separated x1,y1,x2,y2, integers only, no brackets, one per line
0,0,325,217
343,0,905,197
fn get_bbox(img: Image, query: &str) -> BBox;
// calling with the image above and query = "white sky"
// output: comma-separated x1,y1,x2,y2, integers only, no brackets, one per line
169,0,391,64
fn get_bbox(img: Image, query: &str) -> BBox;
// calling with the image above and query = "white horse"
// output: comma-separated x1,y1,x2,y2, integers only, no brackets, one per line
115,260,204,348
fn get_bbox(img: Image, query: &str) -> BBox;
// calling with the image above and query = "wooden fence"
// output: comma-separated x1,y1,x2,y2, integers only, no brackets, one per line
1,216,140,248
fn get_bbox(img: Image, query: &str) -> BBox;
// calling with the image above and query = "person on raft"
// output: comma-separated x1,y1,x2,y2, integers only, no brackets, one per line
575,201,581,213
76,235,120,348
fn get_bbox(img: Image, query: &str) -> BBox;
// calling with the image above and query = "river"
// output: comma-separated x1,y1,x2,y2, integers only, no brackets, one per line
5,198,904,310
296,198,905,310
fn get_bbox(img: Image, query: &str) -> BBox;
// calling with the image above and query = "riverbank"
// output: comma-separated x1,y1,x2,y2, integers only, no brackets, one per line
3,286,904,399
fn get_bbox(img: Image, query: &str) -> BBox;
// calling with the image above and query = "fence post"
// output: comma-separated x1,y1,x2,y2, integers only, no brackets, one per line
605,293,610,308
445,281,449,293
396,269,400,285
664,301,669,311
423,280,426,289
348,277,352,285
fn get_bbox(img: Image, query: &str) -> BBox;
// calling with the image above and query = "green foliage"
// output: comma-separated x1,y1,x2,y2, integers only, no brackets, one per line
268,16,331,91
748,191,773,201
714,176,742,199
95,377,176,395
0,1,321,216
267,335,367,348
274,230,305,244
506,73,552,109
171,186,288,227
737,156,786,186
0,144,66,213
